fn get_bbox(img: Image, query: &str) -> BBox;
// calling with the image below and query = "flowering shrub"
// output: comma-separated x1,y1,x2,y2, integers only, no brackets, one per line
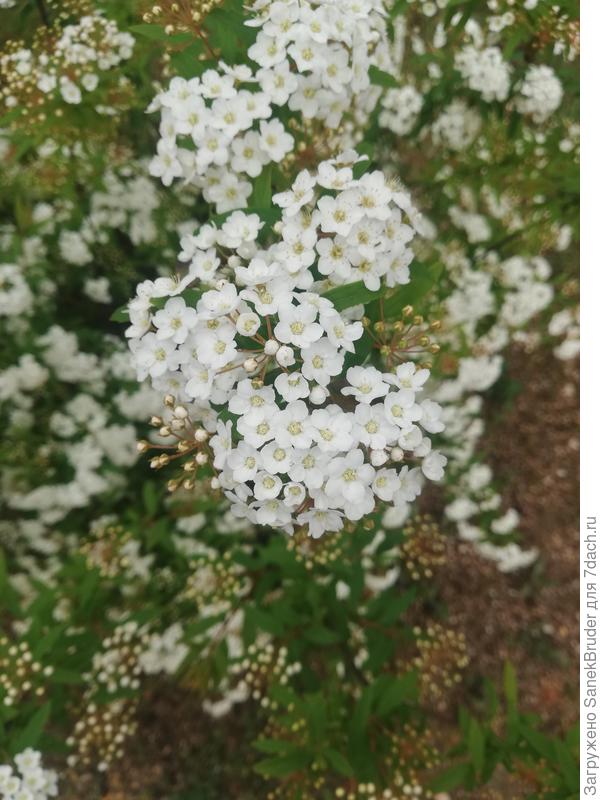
0,1,579,798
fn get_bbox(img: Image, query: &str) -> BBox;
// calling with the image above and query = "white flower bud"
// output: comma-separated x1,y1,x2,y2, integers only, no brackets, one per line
194,428,208,443
370,449,388,466
210,477,220,490
227,255,242,267
264,339,280,355
195,452,208,465
173,405,188,419
276,345,294,367
309,386,327,405
390,446,405,461
244,357,258,372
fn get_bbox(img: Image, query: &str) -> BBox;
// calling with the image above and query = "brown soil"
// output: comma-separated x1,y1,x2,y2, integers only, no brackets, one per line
440,345,579,730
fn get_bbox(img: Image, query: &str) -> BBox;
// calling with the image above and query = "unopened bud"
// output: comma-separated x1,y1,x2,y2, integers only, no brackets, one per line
174,405,188,419
390,447,405,461
244,357,258,372
194,428,208,443
309,386,327,405
195,452,208,465
276,345,294,367
264,339,280,356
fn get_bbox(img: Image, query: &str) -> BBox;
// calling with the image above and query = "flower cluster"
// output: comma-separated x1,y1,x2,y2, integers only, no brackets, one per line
148,0,390,206
128,155,446,535
0,750,58,800
0,9,134,115
455,46,511,102
515,64,564,123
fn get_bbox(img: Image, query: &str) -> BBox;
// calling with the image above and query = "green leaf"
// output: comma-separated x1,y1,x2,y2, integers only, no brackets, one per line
323,281,387,312
324,748,354,778
376,672,419,716
254,750,312,777
10,702,52,755
368,65,399,88
519,723,553,760
429,762,472,793
377,261,443,319
170,45,215,79
304,626,341,645
109,304,129,323
253,739,298,756
250,164,273,208
467,718,485,775
503,662,518,708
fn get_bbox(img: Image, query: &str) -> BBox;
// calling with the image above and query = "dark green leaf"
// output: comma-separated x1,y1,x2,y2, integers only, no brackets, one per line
429,762,472,793
368,65,399,88
323,281,387,312
10,702,52,755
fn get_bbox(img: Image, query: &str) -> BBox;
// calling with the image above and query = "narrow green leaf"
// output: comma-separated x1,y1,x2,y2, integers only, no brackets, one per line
324,748,354,778
368,65,399,88
467,718,485,775
10,702,52,755
254,750,312,777
376,672,419,716
429,762,472,793
250,164,273,208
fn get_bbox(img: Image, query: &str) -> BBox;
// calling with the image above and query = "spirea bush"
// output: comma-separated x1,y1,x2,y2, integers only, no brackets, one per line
0,1,579,798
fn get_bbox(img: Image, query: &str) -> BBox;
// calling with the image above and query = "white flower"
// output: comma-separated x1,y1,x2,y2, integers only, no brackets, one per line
274,302,323,348
258,119,294,161
324,448,375,506
310,406,354,453
300,339,344,385
341,366,389,404
274,400,314,449
422,451,447,481
274,371,310,401
227,442,262,482
153,297,198,344
149,139,183,186
297,508,344,538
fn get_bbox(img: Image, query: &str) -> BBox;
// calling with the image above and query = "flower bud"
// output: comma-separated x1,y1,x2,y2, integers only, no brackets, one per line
210,477,220,490
194,428,208,443
244,357,258,372
195,452,208,465
276,345,294,367
264,339,280,356
390,446,405,461
309,386,327,405
174,405,188,419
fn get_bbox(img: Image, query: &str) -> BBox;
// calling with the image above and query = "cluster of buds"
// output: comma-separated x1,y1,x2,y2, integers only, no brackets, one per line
333,782,433,800
231,644,301,709
138,394,214,494
287,527,345,570
412,623,469,712
284,116,350,175
183,548,250,614
141,0,223,39
399,515,447,581
0,637,53,707
66,698,137,772
80,523,133,579
362,305,442,372
85,621,148,695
